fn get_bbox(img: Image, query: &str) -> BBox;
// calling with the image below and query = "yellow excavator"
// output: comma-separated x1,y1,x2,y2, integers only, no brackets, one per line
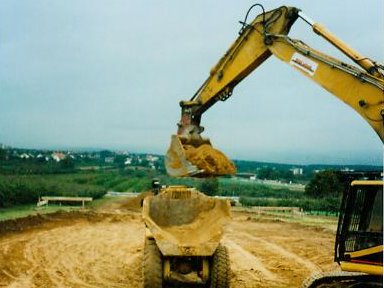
165,4,383,287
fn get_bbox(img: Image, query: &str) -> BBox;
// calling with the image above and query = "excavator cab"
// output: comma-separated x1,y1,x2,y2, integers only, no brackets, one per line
304,172,383,288
335,175,383,275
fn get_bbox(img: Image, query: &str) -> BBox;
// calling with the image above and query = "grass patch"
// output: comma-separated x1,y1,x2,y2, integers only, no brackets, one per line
0,204,77,221
0,195,115,221
233,206,338,231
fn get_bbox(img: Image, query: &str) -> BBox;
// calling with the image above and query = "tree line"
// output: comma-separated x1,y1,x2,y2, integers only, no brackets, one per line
0,147,351,214
238,170,345,213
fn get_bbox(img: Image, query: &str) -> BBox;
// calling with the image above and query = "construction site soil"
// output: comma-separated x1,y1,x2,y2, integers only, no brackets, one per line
0,196,339,288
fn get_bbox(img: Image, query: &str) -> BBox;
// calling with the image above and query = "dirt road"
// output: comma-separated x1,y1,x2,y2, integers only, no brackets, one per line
0,201,339,288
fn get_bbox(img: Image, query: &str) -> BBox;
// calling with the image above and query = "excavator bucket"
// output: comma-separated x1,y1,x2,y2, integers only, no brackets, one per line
165,135,236,177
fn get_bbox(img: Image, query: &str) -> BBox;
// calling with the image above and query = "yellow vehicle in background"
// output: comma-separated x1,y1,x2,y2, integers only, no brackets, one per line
165,4,383,287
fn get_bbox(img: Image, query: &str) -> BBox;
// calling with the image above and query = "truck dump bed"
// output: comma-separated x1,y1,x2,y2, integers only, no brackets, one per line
142,186,231,256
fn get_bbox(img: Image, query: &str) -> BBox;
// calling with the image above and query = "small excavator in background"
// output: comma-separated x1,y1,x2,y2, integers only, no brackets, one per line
163,4,383,288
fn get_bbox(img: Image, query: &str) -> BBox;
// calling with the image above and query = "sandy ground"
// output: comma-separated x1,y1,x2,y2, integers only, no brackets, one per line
0,198,339,288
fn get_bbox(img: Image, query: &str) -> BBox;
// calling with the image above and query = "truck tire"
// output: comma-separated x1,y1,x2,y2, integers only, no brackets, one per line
209,244,230,288
143,239,163,288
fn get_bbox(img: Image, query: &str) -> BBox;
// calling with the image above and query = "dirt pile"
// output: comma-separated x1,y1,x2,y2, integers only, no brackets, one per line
119,191,153,211
184,144,236,176
165,134,236,176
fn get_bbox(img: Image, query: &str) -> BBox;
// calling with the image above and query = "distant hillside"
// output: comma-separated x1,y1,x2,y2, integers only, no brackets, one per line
234,159,382,173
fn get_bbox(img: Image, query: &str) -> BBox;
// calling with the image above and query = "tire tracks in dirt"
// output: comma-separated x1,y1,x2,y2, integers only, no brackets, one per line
0,209,337,288
224,238,283,288
224,218,336,288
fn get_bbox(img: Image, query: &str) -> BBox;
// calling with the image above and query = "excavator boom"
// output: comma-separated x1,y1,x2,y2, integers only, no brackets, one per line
165,5,384,177
165,6,300,177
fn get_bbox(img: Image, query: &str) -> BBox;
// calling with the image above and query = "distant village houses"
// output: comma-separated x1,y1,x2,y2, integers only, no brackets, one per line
51,152,66,162
146,155,159,162
104,157,114,164
19,153,33,159
290,168,303,175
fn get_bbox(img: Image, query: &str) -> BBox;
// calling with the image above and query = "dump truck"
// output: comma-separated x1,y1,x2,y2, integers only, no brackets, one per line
142,185,231,287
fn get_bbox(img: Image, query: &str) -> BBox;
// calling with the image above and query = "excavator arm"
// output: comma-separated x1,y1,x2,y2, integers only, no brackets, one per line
165,5,384,177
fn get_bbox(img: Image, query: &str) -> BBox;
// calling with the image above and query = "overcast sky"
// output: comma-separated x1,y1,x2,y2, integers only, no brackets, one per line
0,0,383,165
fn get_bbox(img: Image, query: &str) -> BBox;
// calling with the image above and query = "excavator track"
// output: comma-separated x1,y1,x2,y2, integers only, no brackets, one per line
302,271,383,288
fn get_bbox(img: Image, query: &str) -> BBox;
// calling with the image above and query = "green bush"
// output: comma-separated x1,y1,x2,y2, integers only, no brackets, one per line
239,196,341,213
305,170,343,198
0,175,107,208
219,180,303,199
